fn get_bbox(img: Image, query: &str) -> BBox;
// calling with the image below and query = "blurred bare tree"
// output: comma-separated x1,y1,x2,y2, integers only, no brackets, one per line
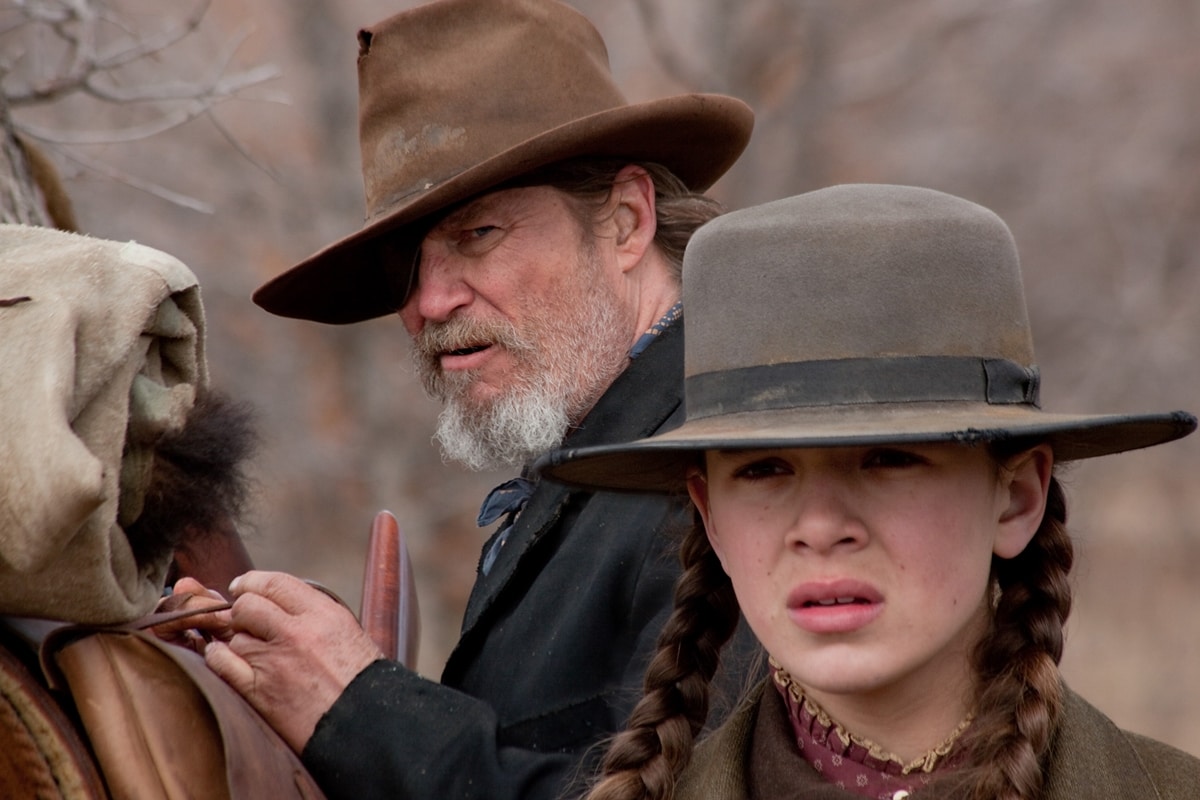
0,0,279,224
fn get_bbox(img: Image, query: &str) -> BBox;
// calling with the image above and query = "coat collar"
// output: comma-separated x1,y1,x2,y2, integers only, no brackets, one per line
455,320,685,637
678,679,1178,800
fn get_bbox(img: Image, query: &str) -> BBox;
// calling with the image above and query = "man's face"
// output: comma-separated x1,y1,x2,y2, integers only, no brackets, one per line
398,185,635,470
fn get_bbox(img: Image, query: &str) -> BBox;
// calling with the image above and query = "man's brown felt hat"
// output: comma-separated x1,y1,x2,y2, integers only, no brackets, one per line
253,0,754,324
536,184,1196,493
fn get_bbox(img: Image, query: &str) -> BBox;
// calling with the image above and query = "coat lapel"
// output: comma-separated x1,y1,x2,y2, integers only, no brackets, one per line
455,322,685,640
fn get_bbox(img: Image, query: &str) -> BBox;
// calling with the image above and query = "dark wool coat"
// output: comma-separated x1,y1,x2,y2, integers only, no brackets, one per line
302,323,755,800
675,678,1200,799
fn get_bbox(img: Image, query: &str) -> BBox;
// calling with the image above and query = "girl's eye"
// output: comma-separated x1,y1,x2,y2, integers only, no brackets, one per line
862,448,924,469
732,458,791,481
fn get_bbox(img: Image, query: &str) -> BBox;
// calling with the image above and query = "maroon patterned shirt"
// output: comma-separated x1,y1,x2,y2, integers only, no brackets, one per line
771,661,971,800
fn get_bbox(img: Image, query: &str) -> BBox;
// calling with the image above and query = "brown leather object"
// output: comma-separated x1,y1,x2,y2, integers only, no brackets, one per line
42,626,325,800
0,641,106,798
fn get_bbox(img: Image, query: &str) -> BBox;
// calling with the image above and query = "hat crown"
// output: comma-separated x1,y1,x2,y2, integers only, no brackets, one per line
683,184,1036,384
357,0,624,221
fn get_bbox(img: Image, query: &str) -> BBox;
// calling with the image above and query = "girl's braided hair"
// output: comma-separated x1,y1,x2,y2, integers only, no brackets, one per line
950,474,1072,799
584,508,738,800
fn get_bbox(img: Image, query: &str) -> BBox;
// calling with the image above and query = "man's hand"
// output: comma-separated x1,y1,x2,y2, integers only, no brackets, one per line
202,570,384,752
152,577,235,652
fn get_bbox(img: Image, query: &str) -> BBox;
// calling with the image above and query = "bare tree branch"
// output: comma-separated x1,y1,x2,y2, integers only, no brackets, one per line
204,111,282,184
1,0,282,214
3,0,214,104
54,141,215,213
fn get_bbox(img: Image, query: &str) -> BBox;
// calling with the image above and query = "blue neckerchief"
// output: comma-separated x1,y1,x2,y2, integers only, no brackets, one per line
629,300,682,360
476,476,536,528
477,476,535,575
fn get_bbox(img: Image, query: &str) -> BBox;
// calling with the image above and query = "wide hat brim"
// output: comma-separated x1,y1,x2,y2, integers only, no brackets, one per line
253,93,753,324
536,403,1197,494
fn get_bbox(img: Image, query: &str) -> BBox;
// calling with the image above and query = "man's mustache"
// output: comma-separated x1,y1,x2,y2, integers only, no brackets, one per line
413,316,534,369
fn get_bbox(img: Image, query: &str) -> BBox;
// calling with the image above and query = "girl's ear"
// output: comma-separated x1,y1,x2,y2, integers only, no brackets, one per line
686,467,727,568
993,443,1054,559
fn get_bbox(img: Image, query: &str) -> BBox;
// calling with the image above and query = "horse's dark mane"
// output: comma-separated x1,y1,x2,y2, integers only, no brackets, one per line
124,389,259,570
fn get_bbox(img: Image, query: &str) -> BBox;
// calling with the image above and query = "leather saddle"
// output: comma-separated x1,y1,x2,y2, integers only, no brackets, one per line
0,614,326,800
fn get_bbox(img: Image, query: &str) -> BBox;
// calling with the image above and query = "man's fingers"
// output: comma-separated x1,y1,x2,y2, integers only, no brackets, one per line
151,585,235,642
229,570,346,617
172,576,228,599
204,640,258,699
227,590,291,642
195,579,383,753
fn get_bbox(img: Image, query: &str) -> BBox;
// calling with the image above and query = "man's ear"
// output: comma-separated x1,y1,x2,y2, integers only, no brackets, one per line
687,467,727,569
993,443,1054,559
608,164,657,274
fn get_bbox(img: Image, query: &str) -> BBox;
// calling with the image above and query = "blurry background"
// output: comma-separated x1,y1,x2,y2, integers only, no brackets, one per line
4,0,1198,755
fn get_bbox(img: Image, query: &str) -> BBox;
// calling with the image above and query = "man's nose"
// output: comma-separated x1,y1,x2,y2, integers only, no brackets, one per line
398,252,472,333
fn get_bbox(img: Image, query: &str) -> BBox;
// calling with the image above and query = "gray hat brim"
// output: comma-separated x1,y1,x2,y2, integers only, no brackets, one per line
536,403,1197,493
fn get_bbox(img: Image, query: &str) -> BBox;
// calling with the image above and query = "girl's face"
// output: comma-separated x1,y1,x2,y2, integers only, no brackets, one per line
688,442,1051,738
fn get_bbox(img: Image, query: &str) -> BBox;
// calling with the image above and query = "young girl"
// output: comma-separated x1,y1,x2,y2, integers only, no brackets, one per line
536,184,1199,800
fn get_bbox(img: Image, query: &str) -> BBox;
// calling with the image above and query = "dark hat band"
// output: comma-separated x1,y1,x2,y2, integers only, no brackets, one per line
686,356,1041,420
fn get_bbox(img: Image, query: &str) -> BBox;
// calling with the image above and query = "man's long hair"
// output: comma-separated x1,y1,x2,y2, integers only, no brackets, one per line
507,158,724,280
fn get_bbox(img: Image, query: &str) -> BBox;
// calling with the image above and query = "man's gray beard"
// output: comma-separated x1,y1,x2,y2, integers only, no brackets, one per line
432,383,572,472
414,270,632,471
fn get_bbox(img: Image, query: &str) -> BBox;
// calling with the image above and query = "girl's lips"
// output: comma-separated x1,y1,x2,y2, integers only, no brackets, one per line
787,580,884,635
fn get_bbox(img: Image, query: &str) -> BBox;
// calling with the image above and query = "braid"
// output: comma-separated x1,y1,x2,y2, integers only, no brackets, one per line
585,517,739,800
955,476,1073,800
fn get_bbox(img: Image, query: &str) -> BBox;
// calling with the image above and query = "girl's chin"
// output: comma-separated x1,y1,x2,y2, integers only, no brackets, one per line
769,650,894,698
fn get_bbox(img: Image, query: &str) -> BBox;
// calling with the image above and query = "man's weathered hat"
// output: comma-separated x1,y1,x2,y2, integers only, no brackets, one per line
536,184,1196,493
253,0,755,324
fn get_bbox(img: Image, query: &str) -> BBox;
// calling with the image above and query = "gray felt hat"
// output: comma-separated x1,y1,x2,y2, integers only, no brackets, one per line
536,184,1195,493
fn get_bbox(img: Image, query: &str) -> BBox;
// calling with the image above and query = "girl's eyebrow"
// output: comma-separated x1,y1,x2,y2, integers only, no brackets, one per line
715,448,786,458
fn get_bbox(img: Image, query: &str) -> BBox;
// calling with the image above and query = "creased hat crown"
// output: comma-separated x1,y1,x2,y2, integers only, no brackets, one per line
683,183,1034,398
358,0,618,221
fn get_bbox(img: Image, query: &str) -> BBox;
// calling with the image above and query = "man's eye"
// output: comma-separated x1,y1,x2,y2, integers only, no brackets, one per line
456,226,499,253
453,225,501,255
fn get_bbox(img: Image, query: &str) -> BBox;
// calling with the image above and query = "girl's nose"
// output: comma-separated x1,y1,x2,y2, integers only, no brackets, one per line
785,472,867,554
